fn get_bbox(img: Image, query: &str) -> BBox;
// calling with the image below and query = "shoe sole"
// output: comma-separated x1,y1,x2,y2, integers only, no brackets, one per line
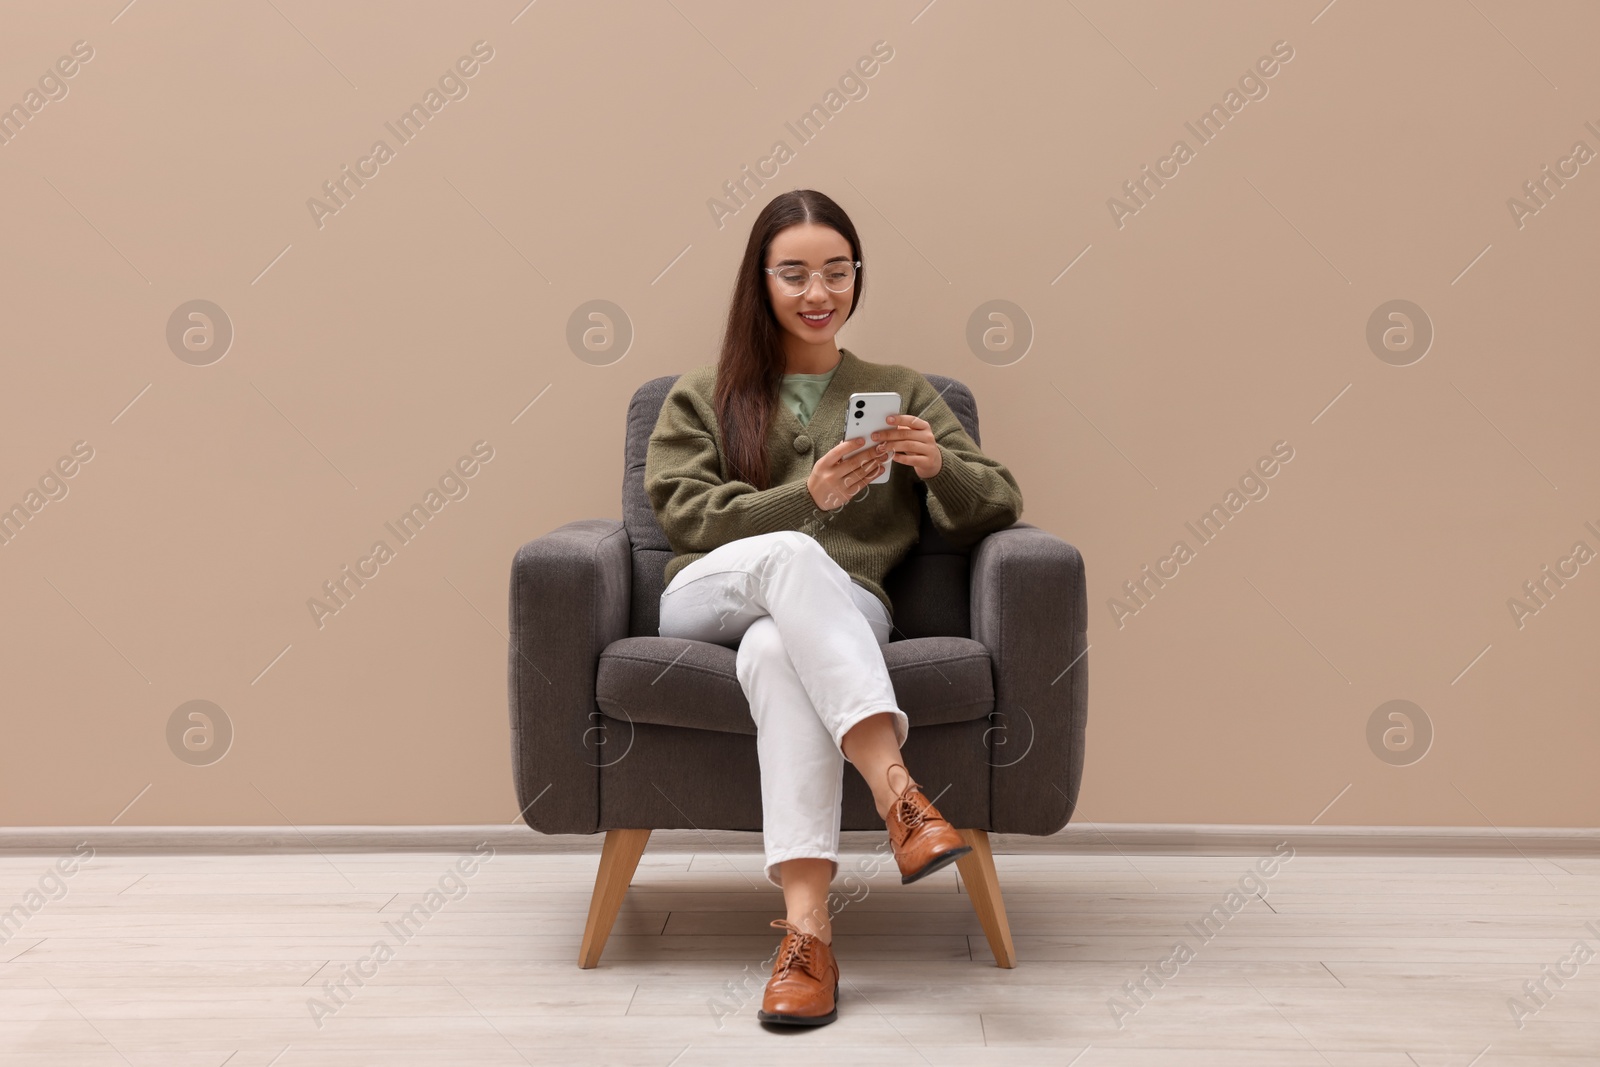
757,981,840,1026
757,1006,838,1026
901,844,972,885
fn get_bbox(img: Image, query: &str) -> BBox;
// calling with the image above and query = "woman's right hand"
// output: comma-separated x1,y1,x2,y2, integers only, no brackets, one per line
807,436,886,510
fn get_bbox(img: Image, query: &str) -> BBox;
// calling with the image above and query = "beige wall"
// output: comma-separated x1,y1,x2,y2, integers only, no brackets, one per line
2,1,1595,829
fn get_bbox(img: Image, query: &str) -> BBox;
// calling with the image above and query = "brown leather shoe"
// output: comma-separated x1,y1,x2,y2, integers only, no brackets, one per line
883,762,972,884
756,918,839,1026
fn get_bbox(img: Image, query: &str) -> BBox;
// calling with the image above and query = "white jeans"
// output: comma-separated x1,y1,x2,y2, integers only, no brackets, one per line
658,531,909,889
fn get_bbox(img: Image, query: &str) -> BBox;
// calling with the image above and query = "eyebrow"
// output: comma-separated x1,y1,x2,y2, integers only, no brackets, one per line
771,255,852,267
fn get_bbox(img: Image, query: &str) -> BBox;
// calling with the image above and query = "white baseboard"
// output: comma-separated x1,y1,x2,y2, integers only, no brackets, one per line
2,823,1596,854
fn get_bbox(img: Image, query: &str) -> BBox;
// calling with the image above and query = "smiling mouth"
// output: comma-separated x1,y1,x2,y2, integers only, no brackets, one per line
799,310,833,326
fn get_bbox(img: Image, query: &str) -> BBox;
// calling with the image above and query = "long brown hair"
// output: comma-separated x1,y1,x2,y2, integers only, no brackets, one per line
715,189,865,489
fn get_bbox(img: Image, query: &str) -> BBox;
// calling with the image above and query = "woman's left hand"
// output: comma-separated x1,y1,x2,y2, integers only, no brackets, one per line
872,413,942,481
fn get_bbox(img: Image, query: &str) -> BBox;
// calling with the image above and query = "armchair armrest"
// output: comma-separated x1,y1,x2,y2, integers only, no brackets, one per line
507,518,632,835
969,522,1088,835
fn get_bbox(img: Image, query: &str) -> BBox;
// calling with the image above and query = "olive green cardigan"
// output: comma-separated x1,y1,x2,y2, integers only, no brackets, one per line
644,347,1024,622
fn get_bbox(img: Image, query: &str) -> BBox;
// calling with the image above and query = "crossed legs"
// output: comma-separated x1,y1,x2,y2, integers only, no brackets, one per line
780,711,909,945
659,532,921,943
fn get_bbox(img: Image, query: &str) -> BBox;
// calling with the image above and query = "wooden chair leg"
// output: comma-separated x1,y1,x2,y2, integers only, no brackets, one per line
578,828,651,969
954,828,1016,968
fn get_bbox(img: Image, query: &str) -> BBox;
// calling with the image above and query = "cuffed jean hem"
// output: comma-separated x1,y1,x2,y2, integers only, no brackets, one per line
763,849,840,890
834,706,911,758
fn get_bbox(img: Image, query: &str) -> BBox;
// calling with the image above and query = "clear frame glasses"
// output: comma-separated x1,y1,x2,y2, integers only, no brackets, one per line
763,260,860,297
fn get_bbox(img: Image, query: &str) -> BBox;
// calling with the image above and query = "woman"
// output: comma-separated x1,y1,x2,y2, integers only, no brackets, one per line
643,188,1024,1026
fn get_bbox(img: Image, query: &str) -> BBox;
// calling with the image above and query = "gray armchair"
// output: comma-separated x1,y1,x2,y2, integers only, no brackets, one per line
507,369,1087,968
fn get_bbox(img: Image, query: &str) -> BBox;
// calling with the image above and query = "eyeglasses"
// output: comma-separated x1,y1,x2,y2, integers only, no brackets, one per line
763,260,860,297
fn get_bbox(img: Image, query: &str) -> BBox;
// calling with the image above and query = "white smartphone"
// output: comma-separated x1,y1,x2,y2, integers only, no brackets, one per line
842,391,902,485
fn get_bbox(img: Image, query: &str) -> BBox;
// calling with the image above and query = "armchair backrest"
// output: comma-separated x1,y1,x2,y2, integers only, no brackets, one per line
623,370,986,641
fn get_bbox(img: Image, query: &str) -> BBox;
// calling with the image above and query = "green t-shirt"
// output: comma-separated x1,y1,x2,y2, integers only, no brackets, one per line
780,360,840,427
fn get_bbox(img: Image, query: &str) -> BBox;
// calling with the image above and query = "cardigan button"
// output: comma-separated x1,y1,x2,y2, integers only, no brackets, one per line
792,434,810,453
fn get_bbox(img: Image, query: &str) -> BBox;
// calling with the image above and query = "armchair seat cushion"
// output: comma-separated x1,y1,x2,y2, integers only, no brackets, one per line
595,635,996,737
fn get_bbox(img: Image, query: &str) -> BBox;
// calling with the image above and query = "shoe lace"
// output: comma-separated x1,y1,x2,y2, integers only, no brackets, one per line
770,920,818,979
891,785,932,832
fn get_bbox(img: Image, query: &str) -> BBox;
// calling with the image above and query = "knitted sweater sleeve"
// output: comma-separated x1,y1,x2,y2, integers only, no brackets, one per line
644,383,818,554
910,375,1024,547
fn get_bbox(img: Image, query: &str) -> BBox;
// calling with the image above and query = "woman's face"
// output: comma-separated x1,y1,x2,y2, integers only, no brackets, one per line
764,223,856,348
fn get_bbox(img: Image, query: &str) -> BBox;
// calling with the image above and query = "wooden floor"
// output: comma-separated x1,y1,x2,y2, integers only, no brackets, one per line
2,832,1598,1065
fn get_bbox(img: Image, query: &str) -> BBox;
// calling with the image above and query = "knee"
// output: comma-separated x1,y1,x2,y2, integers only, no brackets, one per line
766,530,819,565
741,532,830,595
734,617,784,686
767,530,833,578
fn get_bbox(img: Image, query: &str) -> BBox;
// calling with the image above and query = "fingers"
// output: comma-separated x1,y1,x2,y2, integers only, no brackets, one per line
871,418,928,444
824,438,860,463
847,455,883,483
823,436,890,497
